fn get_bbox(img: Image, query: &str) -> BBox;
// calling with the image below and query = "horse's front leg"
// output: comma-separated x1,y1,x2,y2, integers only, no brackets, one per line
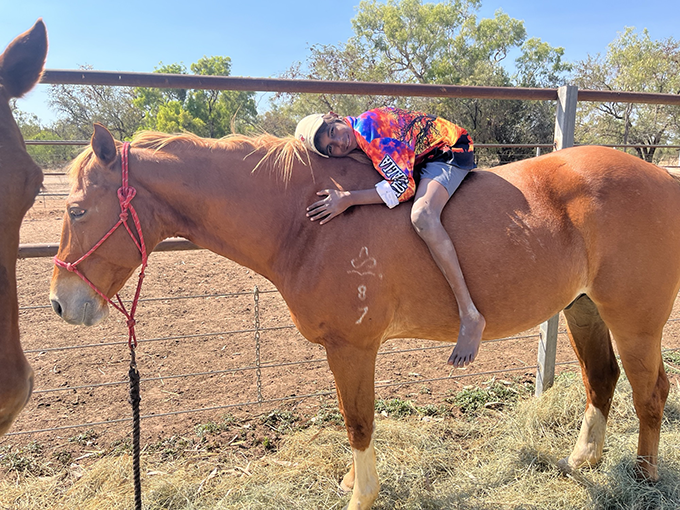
325,340,380,509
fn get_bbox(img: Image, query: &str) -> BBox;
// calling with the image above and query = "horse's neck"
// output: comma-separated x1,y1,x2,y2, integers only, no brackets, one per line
141,144,310,282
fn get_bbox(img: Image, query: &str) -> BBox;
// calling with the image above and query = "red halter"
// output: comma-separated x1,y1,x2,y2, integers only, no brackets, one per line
54,142,148,348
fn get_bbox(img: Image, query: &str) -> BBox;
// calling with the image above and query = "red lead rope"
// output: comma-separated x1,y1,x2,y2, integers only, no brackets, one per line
54,142,148,349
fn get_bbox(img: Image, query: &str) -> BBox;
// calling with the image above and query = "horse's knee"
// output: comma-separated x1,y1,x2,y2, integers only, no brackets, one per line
410,206,440,239
0,359,34,435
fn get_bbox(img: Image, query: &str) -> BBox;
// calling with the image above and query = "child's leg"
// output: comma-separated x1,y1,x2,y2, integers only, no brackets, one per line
411,178,485,367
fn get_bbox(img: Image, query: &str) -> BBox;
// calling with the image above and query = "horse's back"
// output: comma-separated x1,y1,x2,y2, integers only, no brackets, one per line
285,146,680,344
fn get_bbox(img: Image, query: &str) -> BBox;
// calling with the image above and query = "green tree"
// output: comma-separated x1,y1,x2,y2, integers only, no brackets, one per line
134,57,257,137
271,0,571,164
573,27,680,162
47,65,144,140
11,102,81,168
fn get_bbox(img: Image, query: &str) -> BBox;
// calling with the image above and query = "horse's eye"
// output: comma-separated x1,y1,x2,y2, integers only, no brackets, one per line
68,207,86,220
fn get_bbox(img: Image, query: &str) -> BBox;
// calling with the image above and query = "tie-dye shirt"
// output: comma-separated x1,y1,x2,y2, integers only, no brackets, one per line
344,107,475,208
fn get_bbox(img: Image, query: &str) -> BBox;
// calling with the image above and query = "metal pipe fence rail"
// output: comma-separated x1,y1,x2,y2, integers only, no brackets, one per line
38,70,680,106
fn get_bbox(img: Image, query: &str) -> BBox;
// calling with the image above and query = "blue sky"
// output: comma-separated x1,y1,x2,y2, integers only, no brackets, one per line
3,0,678,123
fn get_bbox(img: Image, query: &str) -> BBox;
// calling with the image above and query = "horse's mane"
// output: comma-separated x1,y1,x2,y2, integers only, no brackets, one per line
68,131,312,184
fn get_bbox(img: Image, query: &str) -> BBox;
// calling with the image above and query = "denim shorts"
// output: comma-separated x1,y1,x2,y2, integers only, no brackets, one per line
419,161,471,198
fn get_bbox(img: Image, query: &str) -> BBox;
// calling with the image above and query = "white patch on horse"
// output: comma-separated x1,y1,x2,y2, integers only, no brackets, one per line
349,432,379,507
356,307,369,324
358,285,367,301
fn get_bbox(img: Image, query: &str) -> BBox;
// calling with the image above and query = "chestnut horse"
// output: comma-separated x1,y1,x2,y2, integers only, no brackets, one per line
0,20,46,435
50,125,676,508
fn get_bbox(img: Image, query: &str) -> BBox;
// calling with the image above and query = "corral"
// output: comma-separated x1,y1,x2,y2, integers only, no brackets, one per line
3,65,680,508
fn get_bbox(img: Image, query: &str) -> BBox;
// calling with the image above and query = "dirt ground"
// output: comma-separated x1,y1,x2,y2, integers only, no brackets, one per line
3,173,680,468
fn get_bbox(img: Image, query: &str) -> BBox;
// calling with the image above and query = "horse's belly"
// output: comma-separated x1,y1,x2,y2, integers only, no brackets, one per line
384,222,587,341
389,262,583,342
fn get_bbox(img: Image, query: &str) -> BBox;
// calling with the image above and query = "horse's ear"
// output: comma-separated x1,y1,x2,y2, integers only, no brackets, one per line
91,123,118,166
0,19,48,98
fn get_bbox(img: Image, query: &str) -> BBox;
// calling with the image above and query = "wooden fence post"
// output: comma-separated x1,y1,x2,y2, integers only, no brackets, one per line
554,85,578,151
535,84,578,397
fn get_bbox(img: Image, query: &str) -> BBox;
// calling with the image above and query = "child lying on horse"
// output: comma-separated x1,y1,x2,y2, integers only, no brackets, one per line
295,107,485,367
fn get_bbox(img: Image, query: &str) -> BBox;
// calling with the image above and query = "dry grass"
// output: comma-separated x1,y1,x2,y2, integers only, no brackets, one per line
1,373,679,509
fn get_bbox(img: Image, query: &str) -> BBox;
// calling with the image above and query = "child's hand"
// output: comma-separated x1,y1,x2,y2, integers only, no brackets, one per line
306,189,351,225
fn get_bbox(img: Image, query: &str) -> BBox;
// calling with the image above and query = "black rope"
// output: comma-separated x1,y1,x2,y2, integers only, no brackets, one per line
128,348,142,510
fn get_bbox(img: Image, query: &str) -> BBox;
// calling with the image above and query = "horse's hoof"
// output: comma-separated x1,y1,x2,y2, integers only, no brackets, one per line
340,463,355,492
634,461,659,483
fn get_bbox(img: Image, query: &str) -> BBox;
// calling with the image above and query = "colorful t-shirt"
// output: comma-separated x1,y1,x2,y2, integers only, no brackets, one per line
345,107,475,208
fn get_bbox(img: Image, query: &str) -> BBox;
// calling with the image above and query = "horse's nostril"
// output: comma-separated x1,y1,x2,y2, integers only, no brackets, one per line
50,299,62,317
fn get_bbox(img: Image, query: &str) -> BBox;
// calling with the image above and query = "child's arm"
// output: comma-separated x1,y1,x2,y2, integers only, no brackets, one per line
307,188,382,225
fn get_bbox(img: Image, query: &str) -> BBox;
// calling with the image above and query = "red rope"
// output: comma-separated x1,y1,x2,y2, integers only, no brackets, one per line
54,142,148,349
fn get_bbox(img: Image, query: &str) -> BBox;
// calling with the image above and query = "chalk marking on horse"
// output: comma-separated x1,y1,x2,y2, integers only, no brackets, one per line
348,247,383,279
356,307,369,324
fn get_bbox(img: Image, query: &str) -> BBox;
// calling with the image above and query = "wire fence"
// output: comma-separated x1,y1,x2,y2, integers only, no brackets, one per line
5,281,574,438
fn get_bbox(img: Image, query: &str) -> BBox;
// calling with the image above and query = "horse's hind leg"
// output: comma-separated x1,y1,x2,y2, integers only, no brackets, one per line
609,328,669,480
561,294,620,470
592,290,671,481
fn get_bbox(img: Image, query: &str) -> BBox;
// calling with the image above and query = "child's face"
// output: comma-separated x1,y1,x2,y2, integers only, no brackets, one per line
317,119,358,158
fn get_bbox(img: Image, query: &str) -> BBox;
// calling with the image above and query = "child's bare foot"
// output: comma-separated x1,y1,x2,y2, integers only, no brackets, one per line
448,312,486,367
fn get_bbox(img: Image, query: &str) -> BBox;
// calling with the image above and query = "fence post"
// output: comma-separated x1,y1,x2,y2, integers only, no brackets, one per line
535,84,578,397
553,85,578,151
253,286,263,403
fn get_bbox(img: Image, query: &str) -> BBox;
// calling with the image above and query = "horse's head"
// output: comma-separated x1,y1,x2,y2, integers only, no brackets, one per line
50,125,147,326
0,19,47,435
